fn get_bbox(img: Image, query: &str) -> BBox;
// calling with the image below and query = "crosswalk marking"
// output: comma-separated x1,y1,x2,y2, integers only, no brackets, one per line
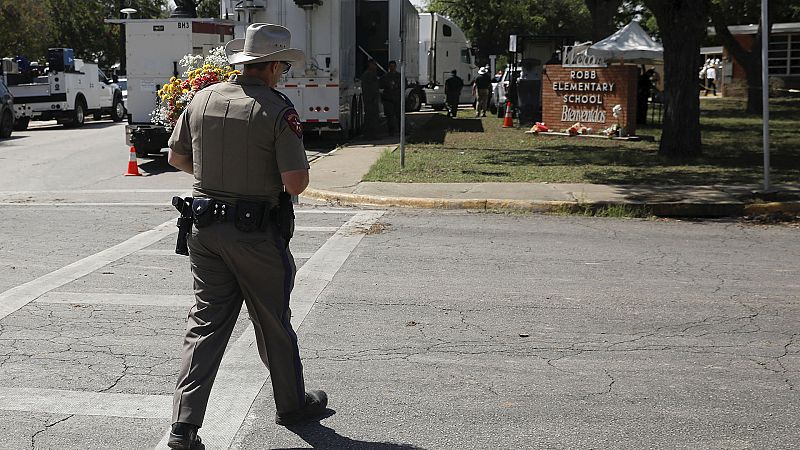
0,387,171,419
35,292,194,307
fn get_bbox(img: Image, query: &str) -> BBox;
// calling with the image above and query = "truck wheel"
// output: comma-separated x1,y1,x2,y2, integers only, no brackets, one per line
0,111,13,138
111,95,125,122
13,117,29,131
66,98,86,128
406,90,422,112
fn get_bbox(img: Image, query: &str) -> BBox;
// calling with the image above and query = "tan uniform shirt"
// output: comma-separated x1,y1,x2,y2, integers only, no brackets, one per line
168,74,309,205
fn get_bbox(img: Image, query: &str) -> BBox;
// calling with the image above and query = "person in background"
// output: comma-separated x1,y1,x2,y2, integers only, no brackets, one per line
379,60,402,135
705,59,718,96
360,59,381,138
444,69,464,118
473,67,492,117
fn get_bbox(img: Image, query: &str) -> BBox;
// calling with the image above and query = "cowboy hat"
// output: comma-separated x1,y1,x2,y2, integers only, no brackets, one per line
225,23,304,66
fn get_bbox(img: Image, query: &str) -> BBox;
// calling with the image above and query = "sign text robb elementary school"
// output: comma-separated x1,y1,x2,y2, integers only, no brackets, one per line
552,70,614,123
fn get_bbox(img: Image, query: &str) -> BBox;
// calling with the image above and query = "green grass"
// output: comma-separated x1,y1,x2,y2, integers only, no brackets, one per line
364,97,800,185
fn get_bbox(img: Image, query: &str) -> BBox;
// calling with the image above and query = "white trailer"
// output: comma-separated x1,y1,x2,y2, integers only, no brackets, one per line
222,0,422,135
3,50,125,130
418,12,477,110
106,18,234,156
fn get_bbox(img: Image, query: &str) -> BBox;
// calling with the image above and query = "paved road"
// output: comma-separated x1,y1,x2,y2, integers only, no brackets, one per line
0,123,798,449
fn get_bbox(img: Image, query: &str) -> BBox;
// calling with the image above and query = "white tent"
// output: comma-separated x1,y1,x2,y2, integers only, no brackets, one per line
587,21,663,62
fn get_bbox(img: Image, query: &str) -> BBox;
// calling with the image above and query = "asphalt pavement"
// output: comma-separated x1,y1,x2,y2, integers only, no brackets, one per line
0,118,798,449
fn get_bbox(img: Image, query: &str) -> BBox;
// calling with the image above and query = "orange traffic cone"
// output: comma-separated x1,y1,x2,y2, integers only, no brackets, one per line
124,146,142,176
502,102,514,128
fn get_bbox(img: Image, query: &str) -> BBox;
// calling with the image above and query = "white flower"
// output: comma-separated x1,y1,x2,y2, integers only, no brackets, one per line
612,104,622,118
204,46,230,69
180,54,205,76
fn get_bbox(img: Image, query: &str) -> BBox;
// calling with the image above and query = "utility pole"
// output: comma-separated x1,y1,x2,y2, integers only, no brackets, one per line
399,0,406,168
761,0,771,192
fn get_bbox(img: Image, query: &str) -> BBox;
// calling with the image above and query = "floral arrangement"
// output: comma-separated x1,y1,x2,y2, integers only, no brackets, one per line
151,46,240,131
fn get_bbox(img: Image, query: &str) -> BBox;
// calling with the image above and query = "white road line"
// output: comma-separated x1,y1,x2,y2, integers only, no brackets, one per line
35,292,194,307
295,226,340,232
154,210,386,450
0,387,171,419
0,189,186,195
0,220,176,321
0,202,173,207
294,208,363,214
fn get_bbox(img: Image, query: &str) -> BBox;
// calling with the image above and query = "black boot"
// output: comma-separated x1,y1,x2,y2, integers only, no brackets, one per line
275,390,328,426
168,422,204,450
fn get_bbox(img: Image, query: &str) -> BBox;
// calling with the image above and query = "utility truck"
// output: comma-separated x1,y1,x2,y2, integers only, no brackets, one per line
106,17,234,156
418,12,477,110
1,49,125,130
221,0,421,136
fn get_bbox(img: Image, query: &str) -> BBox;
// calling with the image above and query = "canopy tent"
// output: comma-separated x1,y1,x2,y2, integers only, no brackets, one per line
587,21,663,63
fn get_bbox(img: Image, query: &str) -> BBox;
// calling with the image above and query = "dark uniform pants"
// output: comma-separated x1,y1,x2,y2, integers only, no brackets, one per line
446,94,460,117
172,222,306,426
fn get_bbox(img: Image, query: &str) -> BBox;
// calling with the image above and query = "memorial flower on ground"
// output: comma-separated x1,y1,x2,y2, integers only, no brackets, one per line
151,47,240,131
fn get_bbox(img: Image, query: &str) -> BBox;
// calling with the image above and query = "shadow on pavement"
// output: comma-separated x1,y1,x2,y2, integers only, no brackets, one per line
409,115,484,144
280,410,425,450
139,154,180,175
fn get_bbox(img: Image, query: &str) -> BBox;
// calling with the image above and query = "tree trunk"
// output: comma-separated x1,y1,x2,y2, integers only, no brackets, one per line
743,62,763,114
585,0,622,42
645,0,709,158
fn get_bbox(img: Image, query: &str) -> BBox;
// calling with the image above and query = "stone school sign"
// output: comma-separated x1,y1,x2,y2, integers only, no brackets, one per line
542,53,638,134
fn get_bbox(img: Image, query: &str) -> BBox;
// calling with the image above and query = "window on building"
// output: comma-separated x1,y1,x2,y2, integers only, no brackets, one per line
442,24,452,37
768,33,799,76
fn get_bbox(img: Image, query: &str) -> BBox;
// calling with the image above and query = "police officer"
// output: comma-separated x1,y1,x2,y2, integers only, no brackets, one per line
166,24,326,449
380,60,402,134
444,69,464,118
360,59,381,138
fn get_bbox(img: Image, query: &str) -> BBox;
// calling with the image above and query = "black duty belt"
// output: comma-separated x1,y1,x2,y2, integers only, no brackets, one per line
192,197,278,233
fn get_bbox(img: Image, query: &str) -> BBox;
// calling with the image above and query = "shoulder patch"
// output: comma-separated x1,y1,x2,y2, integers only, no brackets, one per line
283,108,303,139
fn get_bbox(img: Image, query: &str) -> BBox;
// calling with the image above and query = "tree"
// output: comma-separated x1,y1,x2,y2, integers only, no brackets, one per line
585,0,623,41
427,0,591,63
0,1,54,59
196,0,220,18
643,0,709,157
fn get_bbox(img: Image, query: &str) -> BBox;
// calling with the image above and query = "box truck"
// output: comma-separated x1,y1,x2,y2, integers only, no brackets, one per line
221,0,422,136
106,18,234,156
418,12,477,110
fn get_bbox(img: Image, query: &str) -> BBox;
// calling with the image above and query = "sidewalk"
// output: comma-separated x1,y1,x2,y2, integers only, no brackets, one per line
303,143,800,217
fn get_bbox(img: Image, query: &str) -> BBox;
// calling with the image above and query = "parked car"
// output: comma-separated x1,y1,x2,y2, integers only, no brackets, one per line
0,78,14,138
491,67,521,117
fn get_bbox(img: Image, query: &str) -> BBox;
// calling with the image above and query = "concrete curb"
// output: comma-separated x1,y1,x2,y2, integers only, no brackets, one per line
743,201,800,215
303,188,570,212
302,187,798,217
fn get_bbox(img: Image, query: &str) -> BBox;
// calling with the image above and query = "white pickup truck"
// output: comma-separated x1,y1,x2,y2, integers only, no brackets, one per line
4,49,125,130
